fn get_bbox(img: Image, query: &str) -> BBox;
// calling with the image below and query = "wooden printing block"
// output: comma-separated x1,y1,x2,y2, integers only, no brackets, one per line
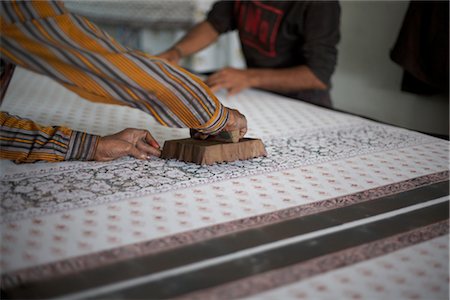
189,129,241,143
209,130,241,143
161,138,267,165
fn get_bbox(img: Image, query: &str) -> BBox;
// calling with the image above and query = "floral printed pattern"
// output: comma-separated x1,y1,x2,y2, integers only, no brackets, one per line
0,123,438,222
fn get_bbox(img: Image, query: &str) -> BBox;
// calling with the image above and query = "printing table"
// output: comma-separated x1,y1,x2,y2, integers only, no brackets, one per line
1,67,448,299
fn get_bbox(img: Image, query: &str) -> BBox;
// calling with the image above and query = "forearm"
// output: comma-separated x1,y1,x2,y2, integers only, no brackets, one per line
0,112,99,163
248,65,328,93
172,21,219,58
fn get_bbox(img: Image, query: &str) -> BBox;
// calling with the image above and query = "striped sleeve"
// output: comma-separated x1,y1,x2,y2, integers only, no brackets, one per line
0,112,99,163
0,1,228,134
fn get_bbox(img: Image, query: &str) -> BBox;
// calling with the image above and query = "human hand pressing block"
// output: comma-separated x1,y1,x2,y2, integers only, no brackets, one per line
0,1,253,164
161,108,267,165
189,108,247,143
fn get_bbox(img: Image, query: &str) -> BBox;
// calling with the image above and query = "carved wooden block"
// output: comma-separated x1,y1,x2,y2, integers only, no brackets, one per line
209,130,241,143
161,138,267,165
189,129,241,143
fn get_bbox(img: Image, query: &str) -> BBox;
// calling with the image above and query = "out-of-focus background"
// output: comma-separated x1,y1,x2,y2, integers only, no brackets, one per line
65,0,449,137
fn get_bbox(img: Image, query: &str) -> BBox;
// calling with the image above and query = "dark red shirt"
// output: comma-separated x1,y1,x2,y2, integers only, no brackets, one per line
207,0,340,107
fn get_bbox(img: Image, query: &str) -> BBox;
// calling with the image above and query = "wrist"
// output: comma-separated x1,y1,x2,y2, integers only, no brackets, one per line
246,69,259,88
66,131,100,161
224,107,237,131
92,136,103,161
172,46,184,60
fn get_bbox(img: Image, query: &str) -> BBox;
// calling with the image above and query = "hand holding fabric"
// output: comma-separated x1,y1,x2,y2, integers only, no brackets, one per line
94,128,161,161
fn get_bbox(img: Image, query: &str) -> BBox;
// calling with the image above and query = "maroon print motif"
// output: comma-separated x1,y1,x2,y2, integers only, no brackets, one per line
235,0,283,57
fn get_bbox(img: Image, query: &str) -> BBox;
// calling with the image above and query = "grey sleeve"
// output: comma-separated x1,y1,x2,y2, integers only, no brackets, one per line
300,1,341,86
206,1,237,34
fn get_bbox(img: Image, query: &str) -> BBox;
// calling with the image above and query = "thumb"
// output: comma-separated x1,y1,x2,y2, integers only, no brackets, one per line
128,145,148,160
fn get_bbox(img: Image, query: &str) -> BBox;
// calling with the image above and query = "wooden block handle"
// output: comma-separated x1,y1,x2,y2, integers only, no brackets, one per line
210,130,240,143
190,129,241,143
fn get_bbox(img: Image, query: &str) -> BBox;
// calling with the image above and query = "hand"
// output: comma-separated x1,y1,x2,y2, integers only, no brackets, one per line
190,107,247,141
156,47,182,65
94,128,161,162
205,67,252,95
224,108,247,139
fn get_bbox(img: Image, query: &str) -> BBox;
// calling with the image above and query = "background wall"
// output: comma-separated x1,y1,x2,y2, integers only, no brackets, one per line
332,1,448,136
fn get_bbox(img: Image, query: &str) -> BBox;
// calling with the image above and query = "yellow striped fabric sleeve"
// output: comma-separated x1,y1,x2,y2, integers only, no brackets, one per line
0,112,99,163
0,0,229,134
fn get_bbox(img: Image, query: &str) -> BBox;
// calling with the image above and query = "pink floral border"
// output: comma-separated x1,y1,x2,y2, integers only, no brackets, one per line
1,171,448,288
180,220,449,300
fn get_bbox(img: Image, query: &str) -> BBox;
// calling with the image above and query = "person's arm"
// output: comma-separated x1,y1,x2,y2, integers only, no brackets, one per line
158,21,219,65
205,1,340,95
0,112,161,163
300,1,340,90
0,111,98,163
250,66,327,91
0,0,242,136
205,66,327,95
158,1,236,64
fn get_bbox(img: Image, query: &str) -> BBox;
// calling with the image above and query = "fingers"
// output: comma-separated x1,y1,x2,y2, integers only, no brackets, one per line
156,49,180,65
139,130,161,158
144,131,160,149
196,133,209,140
137,140,161,158
240,126,248,139
228,86,242,96
205,70,228,90
209,83,224,93
206,69,246,95
205,70,223,83
207,81,231,93
236,116,247,139
223,108,247,139
205,75,223,90
94,128,163,162
125,141,160,161
128,145,149,160
190,129,209,140
122,129,161,159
